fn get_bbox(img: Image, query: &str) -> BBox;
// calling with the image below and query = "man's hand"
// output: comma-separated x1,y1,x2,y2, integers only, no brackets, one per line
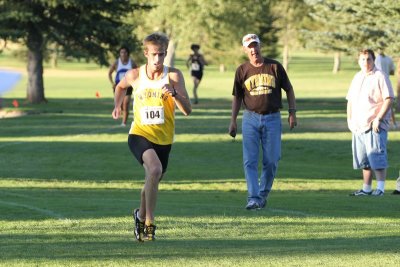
288,113,297,130
372,117,381,132
161,84,176,97
229,121,237,138
112,107,121,120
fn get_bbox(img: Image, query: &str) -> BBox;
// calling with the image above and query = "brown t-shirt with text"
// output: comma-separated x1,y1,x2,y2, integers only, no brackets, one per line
232,58,292,114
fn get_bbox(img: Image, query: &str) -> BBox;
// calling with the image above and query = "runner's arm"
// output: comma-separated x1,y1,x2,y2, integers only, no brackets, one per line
169,69,192,116
108,61,117,88
112,69,137,119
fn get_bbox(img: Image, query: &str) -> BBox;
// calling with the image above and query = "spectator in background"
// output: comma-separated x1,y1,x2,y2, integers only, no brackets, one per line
397,58,400,111
375,49,397,128
375,50,395,76
348,49,394,196
186,44,207,104
108,46,137,126
229,33,297,210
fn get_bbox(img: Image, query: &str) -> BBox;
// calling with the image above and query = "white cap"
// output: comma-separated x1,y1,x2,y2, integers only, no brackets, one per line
242,34,260,47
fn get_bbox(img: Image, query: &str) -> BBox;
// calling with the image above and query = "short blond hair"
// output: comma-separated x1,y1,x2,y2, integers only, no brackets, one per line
143,32,169,51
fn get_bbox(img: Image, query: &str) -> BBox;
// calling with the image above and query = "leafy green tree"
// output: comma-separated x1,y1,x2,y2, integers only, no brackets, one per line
303,0,400,72
0,0,146,103
203,0,278,68
272,0,311,71
134,0,278,70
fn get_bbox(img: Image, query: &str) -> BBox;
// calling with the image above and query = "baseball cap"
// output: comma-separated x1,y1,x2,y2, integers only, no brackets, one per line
242,34,260,47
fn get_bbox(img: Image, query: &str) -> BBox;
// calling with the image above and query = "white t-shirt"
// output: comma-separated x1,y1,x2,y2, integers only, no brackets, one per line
346,68,394,133
375,54,395,76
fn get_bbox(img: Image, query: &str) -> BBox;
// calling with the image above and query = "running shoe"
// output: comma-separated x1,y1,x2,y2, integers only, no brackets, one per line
145,223,157,241
133,209,145,242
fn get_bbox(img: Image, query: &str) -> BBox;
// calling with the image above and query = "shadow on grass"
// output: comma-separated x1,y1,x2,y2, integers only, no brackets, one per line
0,187,399,264
1,136,399,181
1,186,399,221
0,234,399,261
0,97,351,138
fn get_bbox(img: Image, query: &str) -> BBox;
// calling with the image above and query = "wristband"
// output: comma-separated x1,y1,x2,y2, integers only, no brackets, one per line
288,108,296,114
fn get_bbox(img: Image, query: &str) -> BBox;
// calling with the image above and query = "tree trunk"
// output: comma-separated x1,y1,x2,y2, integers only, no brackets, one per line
51,43,58,69
26,23,46,103
282,44,289,71
332,52,341,74
164,39,176,68
219,64,226,72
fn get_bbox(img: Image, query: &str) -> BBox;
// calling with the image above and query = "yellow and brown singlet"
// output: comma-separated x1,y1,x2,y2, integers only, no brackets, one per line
129,65,175,145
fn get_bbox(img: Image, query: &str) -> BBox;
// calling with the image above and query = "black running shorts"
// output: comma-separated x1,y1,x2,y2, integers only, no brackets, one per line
128,134,172,173
191,70,203,81
113,86,133,96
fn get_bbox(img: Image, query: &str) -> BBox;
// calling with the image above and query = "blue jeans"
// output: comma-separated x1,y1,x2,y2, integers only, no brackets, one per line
242,110,282,205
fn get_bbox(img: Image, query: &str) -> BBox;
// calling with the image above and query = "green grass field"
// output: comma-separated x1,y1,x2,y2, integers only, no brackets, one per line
1,51,400,266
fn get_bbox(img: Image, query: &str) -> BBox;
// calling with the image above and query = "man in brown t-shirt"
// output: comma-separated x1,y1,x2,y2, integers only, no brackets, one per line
229,33,297,210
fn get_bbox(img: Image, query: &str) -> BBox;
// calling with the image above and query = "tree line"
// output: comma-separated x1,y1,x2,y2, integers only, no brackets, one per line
0,0,399,103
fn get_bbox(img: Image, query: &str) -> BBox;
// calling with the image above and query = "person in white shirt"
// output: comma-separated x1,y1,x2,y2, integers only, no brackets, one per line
348,49,394,196
375,50,397,128
375,51,395,76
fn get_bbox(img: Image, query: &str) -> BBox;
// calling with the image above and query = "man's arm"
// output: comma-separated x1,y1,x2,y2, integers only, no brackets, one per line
168,69,192,116
286,87,297,129
347,100,353,132
372,97,394,132
229,95,242,137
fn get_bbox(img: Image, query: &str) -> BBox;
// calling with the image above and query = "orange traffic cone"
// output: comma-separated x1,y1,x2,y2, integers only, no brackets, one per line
12,99,19,108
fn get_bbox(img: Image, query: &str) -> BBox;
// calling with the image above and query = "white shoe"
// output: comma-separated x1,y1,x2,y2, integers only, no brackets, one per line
120,123,126,127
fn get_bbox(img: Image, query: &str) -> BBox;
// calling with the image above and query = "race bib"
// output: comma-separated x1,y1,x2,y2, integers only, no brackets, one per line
140,106,164,125
191,62,200,71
